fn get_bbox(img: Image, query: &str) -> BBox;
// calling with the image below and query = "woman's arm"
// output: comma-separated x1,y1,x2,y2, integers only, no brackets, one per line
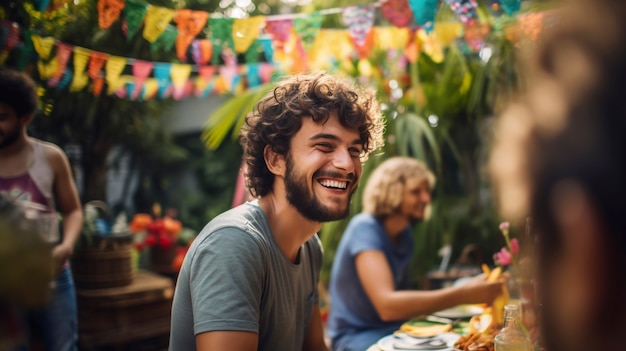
356,250,504,321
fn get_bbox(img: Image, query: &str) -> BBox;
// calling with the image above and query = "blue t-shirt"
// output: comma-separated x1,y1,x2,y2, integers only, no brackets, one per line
327,213,414,351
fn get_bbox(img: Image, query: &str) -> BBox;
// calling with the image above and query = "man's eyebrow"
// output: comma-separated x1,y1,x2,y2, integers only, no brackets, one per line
309,133,363,146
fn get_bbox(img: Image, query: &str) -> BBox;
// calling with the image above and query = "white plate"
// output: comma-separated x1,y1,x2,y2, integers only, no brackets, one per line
377,333,460,351
432,305,484,319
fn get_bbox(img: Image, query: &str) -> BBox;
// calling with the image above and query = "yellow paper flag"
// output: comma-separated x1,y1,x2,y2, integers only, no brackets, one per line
233,16,266,53
70,47,90,92
169,63,192,90
375,27,410,50
38,57,59,80
418,28,444,63
434,22,463,47
105,55,127,94
143,78,159,100
143,5,176,43
308,30,351,71
31,35,56,60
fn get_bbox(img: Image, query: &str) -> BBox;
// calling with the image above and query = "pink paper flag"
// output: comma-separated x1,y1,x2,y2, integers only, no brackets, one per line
49,43,73,87
265,19,293,51
131,60,154,99
381,0,415,28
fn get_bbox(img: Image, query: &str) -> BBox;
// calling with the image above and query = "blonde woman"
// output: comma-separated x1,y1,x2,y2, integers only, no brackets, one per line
327,157,503,351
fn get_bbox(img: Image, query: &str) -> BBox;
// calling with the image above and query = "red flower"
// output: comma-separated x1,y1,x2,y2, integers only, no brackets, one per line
129,205,183,250
509,238,519,255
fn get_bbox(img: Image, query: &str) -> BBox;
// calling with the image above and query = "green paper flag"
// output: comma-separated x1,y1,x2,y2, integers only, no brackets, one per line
209,17,234,65
16,29,36,71
150,26,177,54
244,40,261,64
124,0,148,41
293,12,323,51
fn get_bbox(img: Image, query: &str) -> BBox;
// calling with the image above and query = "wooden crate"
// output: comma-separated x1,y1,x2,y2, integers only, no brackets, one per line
77,270,173,349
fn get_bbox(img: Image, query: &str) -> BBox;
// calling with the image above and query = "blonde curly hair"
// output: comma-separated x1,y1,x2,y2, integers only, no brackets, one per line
362,157,435,217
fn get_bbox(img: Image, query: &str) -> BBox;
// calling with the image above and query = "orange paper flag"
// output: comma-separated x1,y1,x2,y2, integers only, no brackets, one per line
175,9,209,62
97,0,125,29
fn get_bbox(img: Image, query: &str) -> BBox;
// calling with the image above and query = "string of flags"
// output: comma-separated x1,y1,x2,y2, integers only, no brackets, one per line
0,0,542,101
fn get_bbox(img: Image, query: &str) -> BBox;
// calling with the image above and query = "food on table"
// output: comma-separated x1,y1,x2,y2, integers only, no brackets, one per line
468,313,496,334
399,321,452,337
454,331,495,351
482,264,509,326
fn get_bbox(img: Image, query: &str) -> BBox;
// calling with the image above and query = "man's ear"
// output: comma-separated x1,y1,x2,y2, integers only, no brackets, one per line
21,114,34,127
264,145,286,177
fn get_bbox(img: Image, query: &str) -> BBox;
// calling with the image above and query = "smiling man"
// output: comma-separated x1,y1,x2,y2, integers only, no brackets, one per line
169,72,385,351
327,157,504,351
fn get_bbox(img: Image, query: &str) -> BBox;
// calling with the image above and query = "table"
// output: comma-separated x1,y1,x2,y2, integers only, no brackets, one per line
76,270,174,350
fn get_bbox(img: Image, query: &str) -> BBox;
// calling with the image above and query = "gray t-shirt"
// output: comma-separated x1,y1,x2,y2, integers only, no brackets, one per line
169,201,323,351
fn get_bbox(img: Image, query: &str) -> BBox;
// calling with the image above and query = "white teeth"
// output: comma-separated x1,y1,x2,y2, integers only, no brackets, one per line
319,180,347,189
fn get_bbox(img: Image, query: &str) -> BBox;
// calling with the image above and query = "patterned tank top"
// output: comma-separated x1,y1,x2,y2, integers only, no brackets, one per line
0,140,59,243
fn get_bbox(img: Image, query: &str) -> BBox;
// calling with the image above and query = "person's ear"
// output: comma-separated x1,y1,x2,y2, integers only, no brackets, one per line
20,114,34,126
264,145,286,177
550,180,609,325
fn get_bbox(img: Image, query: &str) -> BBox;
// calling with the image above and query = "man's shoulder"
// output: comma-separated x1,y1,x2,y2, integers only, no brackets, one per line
30,138,67,165
195,202,268,243
31,138,63,153
209,202,264,229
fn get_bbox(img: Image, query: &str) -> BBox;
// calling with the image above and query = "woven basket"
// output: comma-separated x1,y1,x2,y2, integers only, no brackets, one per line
149,244,177,275
71,234,134,289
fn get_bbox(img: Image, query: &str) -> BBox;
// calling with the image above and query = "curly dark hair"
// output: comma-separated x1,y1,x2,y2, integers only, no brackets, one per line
239,71,385,198
0,67,39,118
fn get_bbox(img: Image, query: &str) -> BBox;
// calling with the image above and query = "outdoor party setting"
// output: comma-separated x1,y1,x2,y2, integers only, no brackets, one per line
3,0,624,350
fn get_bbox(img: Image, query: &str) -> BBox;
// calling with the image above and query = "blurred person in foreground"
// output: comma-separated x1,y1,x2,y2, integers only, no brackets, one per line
489,1,626,350
169,72,385,351
0,195,54,350
0,67,83,350
327,157,504,351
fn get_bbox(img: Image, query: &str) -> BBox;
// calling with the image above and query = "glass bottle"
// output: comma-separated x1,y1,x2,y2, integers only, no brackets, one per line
494,304,532,351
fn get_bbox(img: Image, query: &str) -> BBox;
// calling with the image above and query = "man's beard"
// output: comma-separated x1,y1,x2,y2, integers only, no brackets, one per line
0,125,21,149
284,153,355,222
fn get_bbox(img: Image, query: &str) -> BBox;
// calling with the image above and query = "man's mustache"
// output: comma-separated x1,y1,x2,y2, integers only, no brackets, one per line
313,170,357,182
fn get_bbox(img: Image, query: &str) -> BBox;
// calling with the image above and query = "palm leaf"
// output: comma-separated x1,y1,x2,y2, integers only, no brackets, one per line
202,83,275,150
395,113,442,175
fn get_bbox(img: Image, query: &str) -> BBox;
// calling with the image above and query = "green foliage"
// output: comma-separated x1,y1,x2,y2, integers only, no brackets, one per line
201,84,275,150
416,46,472,122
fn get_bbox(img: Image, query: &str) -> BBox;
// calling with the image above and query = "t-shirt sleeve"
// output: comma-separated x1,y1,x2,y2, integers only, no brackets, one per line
345,217,385,257
187,227,265,335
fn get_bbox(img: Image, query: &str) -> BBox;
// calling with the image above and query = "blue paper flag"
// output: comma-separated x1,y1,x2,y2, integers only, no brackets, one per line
500,0,521,15
408,0,440,32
